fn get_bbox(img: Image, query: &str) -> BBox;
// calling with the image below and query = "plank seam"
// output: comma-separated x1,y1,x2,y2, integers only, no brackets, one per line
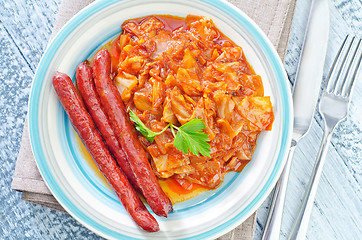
0,20,35,74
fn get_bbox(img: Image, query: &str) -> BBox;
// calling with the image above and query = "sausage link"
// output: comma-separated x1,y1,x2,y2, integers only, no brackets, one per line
76,61,142,193
93,49,172,217
52,72,159,232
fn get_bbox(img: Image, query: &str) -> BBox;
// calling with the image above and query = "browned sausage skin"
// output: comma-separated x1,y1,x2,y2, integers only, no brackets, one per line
52,71,159,232
93,49,173,217
76,61,142,193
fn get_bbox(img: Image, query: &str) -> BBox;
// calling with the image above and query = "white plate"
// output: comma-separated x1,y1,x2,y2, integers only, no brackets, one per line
28,0,293,239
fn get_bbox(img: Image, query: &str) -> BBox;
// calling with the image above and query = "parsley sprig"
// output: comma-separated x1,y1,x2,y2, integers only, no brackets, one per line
129,110,168,142
129,110,211,157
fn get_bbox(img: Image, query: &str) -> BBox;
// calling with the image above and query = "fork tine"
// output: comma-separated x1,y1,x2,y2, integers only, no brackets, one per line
325,36,349,93
326,35,354,93
337,38,361,96
342,39,362,98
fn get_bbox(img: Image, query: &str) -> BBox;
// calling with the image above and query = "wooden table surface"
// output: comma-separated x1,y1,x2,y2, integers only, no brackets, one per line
0,0,361,239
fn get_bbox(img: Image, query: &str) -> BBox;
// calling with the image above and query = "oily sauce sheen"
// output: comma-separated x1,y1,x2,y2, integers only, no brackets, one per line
79,15,274,204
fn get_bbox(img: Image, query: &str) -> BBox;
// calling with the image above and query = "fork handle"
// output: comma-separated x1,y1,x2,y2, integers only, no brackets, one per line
288,128,333,240
262,141,297,240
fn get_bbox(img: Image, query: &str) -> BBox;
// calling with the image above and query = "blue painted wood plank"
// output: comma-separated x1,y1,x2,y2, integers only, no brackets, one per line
0,0,360,239
255,0,362,239
0,0,104,238
0,0,60,72
0,22,102,239
284,123,362,240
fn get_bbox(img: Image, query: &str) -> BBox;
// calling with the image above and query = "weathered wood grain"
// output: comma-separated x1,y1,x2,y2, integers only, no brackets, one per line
0,0,360,239
0,23,98,239
255,0,362,239
0,0,59,72
0,0,102,239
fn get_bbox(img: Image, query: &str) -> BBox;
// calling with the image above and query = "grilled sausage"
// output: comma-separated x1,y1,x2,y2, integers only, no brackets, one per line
52,71,159,232
76,61,141,193
92,49,173,217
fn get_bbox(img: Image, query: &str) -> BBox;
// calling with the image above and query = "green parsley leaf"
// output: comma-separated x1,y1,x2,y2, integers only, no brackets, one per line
173,129,190,154
129,110,211,157
172,119,211,157
129,110,167,143
179,118,206,133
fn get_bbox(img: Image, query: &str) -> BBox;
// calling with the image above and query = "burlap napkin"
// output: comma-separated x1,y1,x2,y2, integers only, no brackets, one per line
12,0,296,238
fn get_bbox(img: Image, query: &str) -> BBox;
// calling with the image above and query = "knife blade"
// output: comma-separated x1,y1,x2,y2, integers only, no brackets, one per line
261,0,330,239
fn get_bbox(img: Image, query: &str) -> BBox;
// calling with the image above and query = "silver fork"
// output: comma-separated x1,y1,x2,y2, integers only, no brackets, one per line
288,35,362,240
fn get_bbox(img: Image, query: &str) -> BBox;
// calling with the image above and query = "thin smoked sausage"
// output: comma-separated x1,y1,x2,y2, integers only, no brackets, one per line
93,49,172,217
52,71,159,232
76,61,141,193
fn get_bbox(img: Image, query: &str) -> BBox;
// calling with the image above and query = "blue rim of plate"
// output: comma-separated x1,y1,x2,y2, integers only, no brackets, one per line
28,0,293,239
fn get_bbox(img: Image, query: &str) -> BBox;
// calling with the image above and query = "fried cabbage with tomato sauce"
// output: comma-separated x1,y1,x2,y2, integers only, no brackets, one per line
111,15,274,189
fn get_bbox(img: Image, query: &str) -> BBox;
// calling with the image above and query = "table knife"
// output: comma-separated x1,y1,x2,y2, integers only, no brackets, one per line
261,0,330,239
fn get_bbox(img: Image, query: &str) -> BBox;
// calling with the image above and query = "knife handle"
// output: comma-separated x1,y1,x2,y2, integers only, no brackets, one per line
262,141,297,240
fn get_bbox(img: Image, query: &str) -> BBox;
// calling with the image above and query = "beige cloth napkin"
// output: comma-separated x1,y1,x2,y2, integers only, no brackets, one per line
12,0,296,238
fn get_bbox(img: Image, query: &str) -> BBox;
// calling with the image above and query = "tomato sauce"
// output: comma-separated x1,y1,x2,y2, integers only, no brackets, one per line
76,133,209,203
78,14,274,203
